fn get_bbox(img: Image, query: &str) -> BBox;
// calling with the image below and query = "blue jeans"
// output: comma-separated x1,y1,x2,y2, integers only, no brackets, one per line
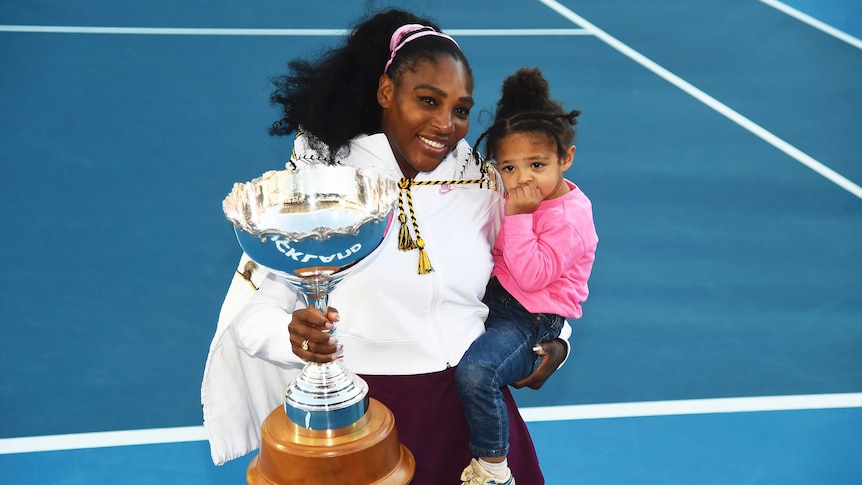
455,277,565,458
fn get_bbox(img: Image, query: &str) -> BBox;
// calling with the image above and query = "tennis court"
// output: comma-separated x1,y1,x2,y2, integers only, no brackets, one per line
1,0,860,483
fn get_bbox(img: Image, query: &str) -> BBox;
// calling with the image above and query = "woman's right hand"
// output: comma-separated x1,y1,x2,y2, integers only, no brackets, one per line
288,307,342,362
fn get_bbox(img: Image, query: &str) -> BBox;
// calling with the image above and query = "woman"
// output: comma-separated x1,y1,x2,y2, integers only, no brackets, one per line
201,9,570,484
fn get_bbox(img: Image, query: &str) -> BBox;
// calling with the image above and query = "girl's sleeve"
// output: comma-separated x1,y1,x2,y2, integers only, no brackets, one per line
500,214,585,293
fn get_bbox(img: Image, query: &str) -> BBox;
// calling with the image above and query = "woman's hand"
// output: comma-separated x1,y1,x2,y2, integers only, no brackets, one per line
511,338,567,390
288,307,342,362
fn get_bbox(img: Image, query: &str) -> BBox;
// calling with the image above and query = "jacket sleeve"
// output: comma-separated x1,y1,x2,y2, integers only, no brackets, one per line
229,270,306,367
201,254,304,465
499,214,584,293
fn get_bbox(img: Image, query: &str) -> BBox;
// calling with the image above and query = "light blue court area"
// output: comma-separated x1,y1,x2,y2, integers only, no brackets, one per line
530,406,862,484
1,0,860,483
0,438,255,485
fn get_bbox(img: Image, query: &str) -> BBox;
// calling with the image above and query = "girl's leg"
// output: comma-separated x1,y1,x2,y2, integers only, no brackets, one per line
455,310,536,459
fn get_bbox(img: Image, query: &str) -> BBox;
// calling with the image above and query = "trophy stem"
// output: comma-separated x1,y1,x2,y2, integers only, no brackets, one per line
283,287,370,430
301,274,333,316
309,293,330,316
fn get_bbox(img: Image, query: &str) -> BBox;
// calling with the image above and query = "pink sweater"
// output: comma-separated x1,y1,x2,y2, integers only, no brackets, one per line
491,180,598,319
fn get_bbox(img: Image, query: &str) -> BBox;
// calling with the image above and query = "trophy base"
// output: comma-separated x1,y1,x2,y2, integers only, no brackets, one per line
247,398,415,485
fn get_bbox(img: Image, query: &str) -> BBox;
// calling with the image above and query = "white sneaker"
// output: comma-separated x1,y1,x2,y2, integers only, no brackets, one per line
460,458,515,485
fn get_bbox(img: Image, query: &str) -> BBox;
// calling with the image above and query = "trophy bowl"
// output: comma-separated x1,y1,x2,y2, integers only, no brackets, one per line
223,165,398,285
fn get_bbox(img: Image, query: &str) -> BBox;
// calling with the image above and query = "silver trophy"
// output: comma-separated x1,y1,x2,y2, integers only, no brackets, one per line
223,164,399,430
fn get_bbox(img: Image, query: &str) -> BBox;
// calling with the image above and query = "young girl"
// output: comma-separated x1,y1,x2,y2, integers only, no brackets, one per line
456,67,599,485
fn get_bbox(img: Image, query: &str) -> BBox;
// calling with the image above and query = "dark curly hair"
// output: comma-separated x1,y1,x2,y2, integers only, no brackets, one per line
474,67,580,162
269,9,472,156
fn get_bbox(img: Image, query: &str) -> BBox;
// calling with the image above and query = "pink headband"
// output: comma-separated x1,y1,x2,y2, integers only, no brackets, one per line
383,23,461,74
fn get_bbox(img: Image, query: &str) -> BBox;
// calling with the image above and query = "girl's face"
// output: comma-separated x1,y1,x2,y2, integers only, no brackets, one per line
377,56,474,179
494,132,575,201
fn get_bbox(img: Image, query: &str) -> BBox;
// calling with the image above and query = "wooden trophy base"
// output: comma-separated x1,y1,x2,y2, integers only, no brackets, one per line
247,398,415,485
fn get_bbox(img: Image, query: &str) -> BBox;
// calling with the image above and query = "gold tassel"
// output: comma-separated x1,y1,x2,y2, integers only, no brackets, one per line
415,238,433,274
397,178,416,250
397,212,415,250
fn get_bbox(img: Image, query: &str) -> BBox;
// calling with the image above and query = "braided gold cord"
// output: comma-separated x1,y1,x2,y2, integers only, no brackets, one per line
396,174,490,275
398,178,431,273
410,178,484,187
397,178,417,251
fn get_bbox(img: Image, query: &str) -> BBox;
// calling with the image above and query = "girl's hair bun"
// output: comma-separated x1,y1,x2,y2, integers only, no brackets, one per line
497,67,550,115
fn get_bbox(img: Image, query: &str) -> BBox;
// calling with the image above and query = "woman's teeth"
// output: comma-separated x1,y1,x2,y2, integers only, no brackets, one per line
419,136,444,149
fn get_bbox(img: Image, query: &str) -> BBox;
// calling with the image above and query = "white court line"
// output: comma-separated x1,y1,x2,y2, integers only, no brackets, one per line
448,28,590,36
0,426,208,455
760,0,862,50
0,25,348,35
1,393,860,455
538,0,862,201
519,392,862,422
0,25,588,36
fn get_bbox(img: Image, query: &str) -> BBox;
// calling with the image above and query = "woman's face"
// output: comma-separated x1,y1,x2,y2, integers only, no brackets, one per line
377,55,474,179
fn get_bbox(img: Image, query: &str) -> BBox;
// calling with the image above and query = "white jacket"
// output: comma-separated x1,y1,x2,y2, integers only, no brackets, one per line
200,133,571,465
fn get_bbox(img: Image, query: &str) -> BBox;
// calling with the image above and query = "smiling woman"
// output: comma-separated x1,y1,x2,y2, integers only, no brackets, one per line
377,39,475,178
201,7,571,485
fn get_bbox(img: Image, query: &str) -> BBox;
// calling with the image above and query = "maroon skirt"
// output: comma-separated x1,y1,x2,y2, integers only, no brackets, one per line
361,367,544,485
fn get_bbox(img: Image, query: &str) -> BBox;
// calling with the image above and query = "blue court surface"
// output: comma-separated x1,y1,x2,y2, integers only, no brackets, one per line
1,0,860,483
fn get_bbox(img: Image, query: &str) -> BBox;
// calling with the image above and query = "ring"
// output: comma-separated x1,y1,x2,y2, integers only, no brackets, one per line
301,339,310,351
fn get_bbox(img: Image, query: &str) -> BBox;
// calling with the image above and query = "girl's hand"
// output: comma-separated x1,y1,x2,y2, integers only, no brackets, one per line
288,307,342,362
511,338,566,390
506,181,542,215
